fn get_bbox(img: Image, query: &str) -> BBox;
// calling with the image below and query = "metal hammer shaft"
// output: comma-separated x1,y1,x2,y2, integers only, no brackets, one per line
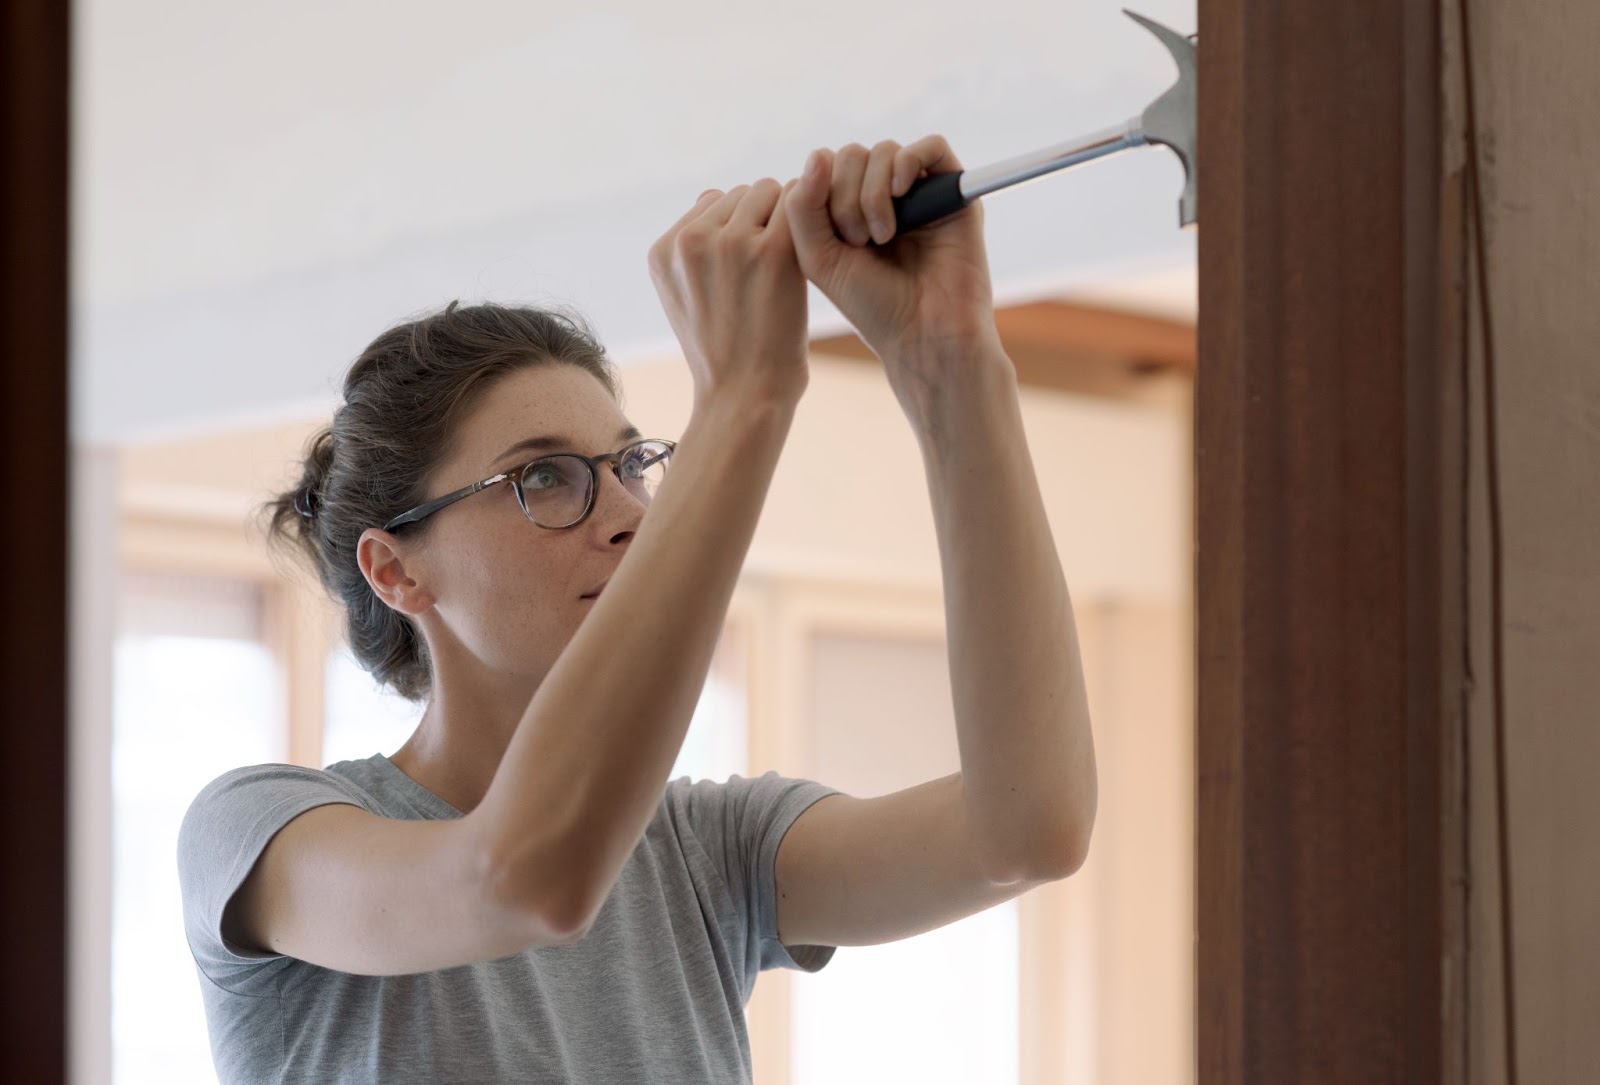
891,118,1147,233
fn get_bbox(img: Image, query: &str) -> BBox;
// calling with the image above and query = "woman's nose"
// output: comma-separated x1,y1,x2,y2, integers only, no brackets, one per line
591,462,648,525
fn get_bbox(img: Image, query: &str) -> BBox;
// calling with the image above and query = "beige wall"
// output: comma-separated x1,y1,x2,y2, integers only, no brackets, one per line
1459,2,1600,1081
621,354,1191,602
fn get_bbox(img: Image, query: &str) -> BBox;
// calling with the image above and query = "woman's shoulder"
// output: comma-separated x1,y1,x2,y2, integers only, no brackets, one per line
182,759,369,824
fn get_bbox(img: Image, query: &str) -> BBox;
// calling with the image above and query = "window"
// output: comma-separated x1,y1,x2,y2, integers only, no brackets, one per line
114,572,283,1085
792,904,1020,1084
672,620,749,784
789,628,1020,1084
322,644,423,768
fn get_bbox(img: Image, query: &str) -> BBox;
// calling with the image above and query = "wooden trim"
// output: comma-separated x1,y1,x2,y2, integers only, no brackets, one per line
0,0,70,1076
810,300,1195,403
1196,1,1459,1082
1018,879,1084,1085
726,584,793,1085
263,584,337,769
122,512,279,579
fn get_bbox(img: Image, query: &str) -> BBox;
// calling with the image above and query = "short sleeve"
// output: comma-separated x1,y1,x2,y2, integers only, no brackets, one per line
176,763,371,992
672,771,843,984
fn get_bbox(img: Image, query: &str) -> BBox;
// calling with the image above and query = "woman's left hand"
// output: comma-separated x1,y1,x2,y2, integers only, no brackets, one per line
783,135,1005,382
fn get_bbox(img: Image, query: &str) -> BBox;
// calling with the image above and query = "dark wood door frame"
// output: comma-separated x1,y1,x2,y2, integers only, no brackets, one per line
1196,1,1464,1082
1,0,71,1078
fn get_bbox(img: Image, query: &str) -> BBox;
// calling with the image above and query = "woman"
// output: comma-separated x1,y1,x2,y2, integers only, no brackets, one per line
178,135,1097,1083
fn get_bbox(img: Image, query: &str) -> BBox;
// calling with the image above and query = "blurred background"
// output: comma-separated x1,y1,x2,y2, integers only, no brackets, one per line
71,1,1197,1082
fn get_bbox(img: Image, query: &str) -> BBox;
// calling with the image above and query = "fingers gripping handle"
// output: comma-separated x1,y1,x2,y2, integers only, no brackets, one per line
890,171,969,234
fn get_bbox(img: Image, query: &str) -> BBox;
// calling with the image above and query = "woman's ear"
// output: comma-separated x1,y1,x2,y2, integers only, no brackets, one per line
357,528,436,616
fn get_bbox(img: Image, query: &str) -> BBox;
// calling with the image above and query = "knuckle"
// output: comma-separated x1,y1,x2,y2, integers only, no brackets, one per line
833,212,868,243
831,191,865,220
834,202,865,227
675,227,709,259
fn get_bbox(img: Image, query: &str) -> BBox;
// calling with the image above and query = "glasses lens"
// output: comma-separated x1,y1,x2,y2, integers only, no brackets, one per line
617,440,671,504
519,455,593,527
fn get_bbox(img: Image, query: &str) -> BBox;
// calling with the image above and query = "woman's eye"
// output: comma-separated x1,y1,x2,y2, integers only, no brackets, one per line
619,454,666,485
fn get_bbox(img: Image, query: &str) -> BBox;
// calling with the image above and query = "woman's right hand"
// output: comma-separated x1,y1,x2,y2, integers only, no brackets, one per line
648,179,809,409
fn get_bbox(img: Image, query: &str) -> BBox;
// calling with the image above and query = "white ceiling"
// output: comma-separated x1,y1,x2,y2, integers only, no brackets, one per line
75,0,1196,443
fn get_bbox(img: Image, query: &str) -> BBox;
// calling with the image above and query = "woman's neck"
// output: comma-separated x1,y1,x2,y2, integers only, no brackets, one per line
388,668,540,815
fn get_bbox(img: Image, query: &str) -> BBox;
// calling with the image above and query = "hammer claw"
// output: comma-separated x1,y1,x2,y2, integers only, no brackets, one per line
1124,10,1198,228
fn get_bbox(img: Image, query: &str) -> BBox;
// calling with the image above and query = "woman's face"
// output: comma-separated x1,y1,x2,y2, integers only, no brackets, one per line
402,363,650,684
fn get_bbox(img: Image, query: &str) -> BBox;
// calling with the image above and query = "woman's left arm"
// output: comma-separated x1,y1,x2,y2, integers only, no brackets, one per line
783,134,1097,885
895,345,1097,884
770,347,1097,951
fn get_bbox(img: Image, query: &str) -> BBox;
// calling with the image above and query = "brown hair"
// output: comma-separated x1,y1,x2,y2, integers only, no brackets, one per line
265,300,623,701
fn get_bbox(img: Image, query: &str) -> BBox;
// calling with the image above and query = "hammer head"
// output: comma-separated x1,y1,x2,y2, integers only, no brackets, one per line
1125,10,1197,228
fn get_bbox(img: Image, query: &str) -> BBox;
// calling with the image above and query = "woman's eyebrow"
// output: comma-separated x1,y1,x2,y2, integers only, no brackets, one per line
490,425,642,467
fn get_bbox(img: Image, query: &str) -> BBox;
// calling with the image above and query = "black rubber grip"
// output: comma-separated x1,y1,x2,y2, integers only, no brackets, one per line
891,171,969,234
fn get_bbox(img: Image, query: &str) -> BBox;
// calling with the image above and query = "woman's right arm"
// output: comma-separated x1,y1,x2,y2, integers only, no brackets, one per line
475,177,810,939
225,180,810,976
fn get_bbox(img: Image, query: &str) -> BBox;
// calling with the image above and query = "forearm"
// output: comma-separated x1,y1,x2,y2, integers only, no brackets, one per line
476,391,796,929
900,353,1098,883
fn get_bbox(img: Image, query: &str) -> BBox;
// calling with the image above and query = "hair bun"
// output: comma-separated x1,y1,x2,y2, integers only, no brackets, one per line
292,484,319,519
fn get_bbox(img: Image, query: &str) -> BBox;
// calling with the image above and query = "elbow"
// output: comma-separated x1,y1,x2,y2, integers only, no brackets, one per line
529,881,597,944
1050,772,1099,877
975,797,1097,885
474,824,598,945
1018,829,1091,884
982,830,1091,885
1052,826,1094,879
1057,796,1099,877
1032,803,1097,882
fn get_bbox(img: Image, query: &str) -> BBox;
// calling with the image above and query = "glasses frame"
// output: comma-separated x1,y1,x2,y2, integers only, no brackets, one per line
381,437,676,533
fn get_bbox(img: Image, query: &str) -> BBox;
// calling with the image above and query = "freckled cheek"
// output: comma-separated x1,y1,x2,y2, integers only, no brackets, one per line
455,587,574,672
464,533,580,616
422,531,564,661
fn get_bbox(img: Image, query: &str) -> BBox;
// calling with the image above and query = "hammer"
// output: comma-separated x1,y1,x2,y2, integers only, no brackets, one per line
892,9,1197,233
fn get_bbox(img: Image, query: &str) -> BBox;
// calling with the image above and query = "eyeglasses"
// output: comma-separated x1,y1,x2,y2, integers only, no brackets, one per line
382,438,676,532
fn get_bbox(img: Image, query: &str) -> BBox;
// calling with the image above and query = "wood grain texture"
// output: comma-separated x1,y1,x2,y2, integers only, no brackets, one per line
1196,1,1459,1082
1460,1,1600,1080
0,0,70,1077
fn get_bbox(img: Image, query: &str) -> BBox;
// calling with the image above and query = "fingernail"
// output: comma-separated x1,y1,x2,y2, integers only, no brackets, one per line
804,150,823,183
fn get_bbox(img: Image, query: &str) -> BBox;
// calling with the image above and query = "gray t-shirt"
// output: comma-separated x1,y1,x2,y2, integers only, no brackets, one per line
177,754,841,1084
